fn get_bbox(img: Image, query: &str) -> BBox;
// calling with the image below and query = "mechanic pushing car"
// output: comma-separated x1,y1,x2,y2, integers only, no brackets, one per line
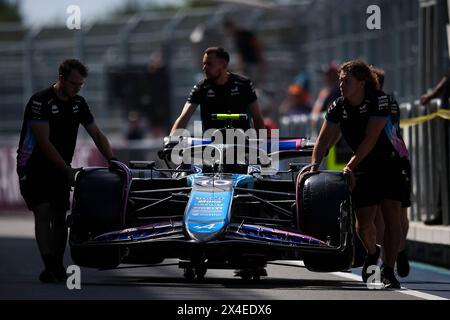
370,66,411,279
310,59,406,289
169,47,266,134
16,59,116,283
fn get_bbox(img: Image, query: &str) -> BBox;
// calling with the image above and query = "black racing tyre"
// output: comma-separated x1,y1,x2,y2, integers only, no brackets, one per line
69,167,126,269
298,171,355,272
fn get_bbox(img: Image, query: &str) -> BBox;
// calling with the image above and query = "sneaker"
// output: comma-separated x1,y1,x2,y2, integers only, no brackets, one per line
362,245,381,283
381,266,401,289
53,265,68,282
396,249,410,278
39,269,59,283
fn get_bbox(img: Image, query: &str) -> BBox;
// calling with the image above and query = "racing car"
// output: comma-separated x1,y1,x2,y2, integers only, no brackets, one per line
68,114,359,280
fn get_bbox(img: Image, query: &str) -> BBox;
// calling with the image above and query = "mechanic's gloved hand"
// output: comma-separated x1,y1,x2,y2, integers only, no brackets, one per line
163,136,181,149
65,166,82,188
108,157,119,169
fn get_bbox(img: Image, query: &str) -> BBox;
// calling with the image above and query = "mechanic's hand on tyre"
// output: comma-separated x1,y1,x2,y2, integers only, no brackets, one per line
66,167,82,188
108,157,119,169
343,166,356,190
164,135,181,149
308,163,319,173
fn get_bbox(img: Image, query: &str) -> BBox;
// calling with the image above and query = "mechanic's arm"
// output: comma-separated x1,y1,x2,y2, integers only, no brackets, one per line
249,101,266,130
345,118,386,171
31,122,75,182
311,120,341,171
420,76,447,105
170,102,198,135
85,123,115,161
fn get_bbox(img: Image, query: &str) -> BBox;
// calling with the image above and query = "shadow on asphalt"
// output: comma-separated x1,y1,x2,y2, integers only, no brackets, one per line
79,275,369,291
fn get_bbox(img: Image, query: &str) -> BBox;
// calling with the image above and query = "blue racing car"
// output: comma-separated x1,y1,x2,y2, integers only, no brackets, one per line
68,117,360,280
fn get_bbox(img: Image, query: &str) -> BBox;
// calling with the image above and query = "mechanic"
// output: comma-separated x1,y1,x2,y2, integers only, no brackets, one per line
310,59,404,289
16,59,116,283
371,66,411,278
169,47,265,135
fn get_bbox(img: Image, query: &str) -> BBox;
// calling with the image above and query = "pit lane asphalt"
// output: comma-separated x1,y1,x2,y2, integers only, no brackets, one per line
1,214,448,300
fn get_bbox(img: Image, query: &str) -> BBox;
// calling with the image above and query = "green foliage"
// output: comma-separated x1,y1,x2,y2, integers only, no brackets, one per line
0,0,22,23
185,0,216,8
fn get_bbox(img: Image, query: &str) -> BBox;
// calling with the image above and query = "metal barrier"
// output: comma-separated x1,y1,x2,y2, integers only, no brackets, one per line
399,99,450,225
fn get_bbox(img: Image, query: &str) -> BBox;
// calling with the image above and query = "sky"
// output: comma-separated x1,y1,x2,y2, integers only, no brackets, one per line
18,0,184,27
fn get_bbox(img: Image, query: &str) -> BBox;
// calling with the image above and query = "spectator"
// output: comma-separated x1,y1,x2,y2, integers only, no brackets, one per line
279,84,312,116
223,19,265,86
16,59,116,283
371,66,412,278
311,63,341,138
126,111,145,141
312,63,341,114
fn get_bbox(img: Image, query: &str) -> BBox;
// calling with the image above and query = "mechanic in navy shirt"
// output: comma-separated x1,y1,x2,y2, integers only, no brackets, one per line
16,59,116,283
310,60,403,288
371,66,411,278
169,47,265,135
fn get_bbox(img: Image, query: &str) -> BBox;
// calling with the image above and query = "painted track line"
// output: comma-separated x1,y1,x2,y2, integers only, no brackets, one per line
331,271,448,300
278,261,448,300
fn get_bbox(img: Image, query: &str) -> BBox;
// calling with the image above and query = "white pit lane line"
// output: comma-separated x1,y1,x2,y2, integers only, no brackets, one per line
282,261,448,300
330,270,448,300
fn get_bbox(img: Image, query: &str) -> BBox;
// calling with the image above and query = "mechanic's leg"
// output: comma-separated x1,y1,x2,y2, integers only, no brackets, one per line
51,206,68,270
33,202,57,270
396,207,410,278
355,205,378,255
399,208,409,252
381,199,402,269
374,206,385,247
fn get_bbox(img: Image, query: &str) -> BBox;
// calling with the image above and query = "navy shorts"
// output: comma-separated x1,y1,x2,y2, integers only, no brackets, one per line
17,167,71,211
352,171,383,208
352,157,411,209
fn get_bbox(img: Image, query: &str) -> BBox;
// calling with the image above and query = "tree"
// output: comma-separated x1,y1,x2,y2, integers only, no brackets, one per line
0,0,22,23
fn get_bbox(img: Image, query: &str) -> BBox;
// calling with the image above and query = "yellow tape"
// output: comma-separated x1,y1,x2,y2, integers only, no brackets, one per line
400,109,450,128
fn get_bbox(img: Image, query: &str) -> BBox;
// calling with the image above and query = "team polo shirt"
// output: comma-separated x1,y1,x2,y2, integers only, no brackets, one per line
325,90,399,171
17,85,94,172
385,94,409,159
187,73,257,131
